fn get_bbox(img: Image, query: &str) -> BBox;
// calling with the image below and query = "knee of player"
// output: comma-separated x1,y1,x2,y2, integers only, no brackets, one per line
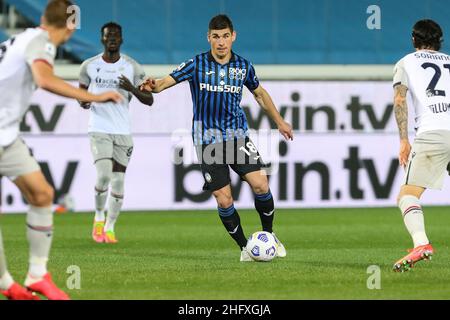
214,194,234,209
110,174,125,192
218,199,234,209
97,172,112,186
397,193,421,209
30,185,54,206
397,186,422,205
251,182,270,195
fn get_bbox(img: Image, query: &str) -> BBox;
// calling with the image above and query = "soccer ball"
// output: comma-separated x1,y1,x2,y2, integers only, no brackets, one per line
246,231,277,262
55,194,75,213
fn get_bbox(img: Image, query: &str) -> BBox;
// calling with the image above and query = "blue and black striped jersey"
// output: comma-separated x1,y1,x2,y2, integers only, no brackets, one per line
170,51,260,145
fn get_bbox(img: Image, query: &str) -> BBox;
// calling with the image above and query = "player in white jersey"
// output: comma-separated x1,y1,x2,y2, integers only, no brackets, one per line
392,19,449,272
79,22,153,244
0,1,122,300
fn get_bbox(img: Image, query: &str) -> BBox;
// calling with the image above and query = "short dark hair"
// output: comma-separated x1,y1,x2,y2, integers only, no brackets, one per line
44,0,74,28
101,22,122,36
412,19,443,51
208,14,233,33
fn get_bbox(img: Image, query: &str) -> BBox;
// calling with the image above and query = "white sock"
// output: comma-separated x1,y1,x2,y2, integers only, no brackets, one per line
0,271,14,290
398,195,430,248
95,189,108,222
25,257,48,286
95,209,106,222
26,206,53,279
104,194,123,232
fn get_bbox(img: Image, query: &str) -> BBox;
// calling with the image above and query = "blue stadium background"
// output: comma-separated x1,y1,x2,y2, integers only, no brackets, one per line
1,0,450,64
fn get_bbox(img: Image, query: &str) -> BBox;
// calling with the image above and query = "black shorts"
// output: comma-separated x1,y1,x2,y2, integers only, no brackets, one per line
195,137,265,191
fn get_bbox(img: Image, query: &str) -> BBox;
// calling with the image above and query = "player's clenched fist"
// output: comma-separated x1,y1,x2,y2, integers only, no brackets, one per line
140,78,156,92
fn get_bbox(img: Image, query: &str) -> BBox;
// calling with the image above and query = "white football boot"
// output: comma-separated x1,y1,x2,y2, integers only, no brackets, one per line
272,233,287,257
240,247,254,262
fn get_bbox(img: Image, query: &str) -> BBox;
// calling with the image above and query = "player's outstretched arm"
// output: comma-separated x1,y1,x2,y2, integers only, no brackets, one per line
140,75,177,93
118,75,154,106
394,84,410,167
252,85,293,141
31,61,122,103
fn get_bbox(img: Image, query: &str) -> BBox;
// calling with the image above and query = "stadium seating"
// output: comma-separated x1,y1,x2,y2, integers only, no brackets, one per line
3,0,450,64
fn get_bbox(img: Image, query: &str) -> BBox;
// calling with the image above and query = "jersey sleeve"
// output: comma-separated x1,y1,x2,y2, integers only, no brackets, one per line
25,35,56,68
170,58,195,83
79,59,91,87
129,59,146,87
393,59,408,88
244,63,260,92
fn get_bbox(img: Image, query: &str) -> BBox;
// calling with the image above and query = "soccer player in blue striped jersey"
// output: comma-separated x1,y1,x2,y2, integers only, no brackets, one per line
141,15,293,261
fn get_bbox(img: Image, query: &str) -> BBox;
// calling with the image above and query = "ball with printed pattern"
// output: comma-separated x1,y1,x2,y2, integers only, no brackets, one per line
57,194,75,212
246,231,277,262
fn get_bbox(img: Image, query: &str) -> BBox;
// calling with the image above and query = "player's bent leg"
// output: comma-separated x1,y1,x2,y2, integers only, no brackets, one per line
243,170,270,195
212,185,249,260
14,171,54,207
213,184,234,209
14,173,54,278
394,184,433,272
14,171,53,278
244,171,286,258
13,171,69,300
244,171,272,231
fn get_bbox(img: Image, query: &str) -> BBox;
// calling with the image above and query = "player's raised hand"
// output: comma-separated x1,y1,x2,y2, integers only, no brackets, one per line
278,121,294,141
140,77,156,92
398,139,411,168
118,74,134,92
96,91,123,103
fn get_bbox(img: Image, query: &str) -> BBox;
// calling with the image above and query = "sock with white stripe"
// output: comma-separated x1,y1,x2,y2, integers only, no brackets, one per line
254,191,274,233
26,206,53,280
398,195,430,248
218,205,247,249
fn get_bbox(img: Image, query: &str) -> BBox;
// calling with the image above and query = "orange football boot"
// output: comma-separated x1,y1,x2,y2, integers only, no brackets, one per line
26,273,70,300
393,244,434,272
1,283,40,300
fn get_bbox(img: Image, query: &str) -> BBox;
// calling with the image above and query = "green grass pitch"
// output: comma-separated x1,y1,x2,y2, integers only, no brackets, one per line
1,207,449,300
